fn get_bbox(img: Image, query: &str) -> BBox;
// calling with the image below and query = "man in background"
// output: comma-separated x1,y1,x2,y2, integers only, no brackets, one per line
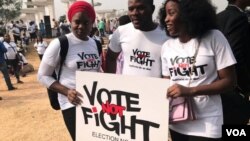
217,0,250,124
52,18,60,37
0,41,16,91
39,20,46,37
98,19,105,37
217,0,250,95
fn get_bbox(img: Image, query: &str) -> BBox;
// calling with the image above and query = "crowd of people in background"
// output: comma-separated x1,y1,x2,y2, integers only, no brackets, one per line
0,8,123,94
1,0,250,140
0,19,42,93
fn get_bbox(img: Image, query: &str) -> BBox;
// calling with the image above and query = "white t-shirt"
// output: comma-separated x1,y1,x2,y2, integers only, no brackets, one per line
3,41,18,60
28,24,36,33
109,23,169,77
19,53,28,64
38,33,101,110
161,30,236,138
12,27,20,36
34,41,48,55
0,37,4,42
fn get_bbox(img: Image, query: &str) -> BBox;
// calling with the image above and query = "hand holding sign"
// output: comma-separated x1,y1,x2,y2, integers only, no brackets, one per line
76,72,170,141
67,89,83,105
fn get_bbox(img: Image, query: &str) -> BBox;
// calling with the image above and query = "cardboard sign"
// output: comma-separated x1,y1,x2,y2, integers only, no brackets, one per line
76,72,169,141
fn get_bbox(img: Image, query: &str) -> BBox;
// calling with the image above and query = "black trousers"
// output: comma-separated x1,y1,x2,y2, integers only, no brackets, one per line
6,59,20,81
62,107,76,141
13,35,21,44
170,129,221,141
38,54,43,60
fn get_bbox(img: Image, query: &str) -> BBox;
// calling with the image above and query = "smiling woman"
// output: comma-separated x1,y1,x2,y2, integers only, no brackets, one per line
37,1,102,140
67,1,96,41
159,0,237,141
162,0,180,37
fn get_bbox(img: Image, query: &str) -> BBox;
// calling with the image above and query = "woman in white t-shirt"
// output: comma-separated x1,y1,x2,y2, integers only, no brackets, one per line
37,1,101,140
34,36,47,60
159,0,237,141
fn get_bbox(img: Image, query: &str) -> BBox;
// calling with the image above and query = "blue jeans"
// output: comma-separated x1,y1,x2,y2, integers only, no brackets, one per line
0,61,13,89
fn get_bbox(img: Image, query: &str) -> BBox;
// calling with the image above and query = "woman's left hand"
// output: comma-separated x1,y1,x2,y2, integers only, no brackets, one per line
67,89,83,105
167,84,193,98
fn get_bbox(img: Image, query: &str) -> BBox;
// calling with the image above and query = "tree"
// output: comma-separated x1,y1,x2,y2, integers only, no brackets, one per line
0,0,22,33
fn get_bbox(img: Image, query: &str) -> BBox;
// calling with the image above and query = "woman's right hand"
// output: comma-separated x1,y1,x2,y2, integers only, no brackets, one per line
167,84,193,98
67,89,83,105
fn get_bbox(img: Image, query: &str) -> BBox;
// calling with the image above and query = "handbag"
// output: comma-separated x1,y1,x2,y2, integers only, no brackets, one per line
169,97,196,123
169,39,200,123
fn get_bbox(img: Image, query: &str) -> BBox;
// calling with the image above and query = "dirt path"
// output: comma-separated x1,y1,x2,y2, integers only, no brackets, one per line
0,39,71,141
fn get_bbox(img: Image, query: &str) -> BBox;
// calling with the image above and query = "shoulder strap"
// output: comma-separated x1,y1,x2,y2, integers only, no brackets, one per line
57,35,68,81
93,39,102,55
188,39,200,86
4,53,8,60
5,41,17,53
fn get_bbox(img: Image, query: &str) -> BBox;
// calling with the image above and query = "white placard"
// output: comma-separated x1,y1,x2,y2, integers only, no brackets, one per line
76,72,169,141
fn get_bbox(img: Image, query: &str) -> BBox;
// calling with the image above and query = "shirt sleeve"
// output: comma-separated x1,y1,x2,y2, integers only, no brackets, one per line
109,28,122,53
212,30,237,70
161,42,170,77
41,39,60,67
37,61,57,88
37,38,61,88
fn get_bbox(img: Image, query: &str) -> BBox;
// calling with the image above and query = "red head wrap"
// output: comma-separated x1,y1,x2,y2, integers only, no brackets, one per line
68,1,96,23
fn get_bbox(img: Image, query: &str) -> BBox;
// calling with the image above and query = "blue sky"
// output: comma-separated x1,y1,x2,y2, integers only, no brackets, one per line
55,0,228,19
